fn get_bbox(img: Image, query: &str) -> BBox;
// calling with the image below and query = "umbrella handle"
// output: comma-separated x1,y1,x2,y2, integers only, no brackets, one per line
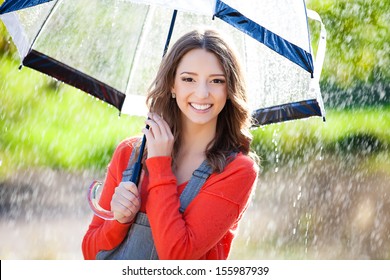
130,133,147,185
87,180,115,220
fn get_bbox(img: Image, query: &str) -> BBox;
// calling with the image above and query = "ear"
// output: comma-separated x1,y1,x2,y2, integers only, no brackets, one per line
170,86,176,98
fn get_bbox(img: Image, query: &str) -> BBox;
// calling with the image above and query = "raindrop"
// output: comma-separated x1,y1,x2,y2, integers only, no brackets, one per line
297,186,302,201
272,126,281,172
304,212,312,255
317,146,324,161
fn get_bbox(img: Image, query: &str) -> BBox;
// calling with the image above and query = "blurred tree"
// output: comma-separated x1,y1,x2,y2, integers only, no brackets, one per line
306,0,390,108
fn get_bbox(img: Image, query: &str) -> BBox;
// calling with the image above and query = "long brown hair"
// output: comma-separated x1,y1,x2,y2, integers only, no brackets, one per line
146,28,258,172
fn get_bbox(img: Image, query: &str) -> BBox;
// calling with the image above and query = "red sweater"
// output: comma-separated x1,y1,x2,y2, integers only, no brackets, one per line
82,137,258,260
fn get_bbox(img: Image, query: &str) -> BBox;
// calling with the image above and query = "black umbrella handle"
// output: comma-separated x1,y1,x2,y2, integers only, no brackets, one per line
130,126,148,186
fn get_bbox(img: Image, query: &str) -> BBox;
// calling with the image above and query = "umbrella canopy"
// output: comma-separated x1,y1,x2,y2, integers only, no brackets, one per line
1,0,327,220
0,0,326,125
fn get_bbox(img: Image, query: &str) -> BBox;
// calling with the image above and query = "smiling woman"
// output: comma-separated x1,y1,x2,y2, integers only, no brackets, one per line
82,28,260,260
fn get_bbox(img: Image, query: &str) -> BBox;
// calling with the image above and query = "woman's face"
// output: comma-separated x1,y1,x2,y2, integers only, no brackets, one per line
171,48,227,129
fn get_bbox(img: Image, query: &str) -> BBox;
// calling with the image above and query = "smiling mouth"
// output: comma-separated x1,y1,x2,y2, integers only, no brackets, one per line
190,103,212,111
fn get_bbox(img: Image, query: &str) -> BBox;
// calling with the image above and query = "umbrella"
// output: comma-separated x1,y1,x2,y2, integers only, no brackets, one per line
0,0,326,122
0,0,327,219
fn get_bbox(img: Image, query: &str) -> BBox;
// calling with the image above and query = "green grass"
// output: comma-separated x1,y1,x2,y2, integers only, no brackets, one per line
252,107,390,171
1,54,389,178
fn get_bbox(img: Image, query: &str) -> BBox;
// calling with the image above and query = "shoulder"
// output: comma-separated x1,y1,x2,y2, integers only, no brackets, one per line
225,153,259,177
109,137,142,168
114,137,141,154
206,153,259,188
202,153,259,210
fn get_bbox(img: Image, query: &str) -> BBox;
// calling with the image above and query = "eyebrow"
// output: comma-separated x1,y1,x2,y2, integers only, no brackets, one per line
179,71,226,77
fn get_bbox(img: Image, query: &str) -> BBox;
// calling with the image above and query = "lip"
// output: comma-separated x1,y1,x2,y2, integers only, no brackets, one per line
189,102,213,112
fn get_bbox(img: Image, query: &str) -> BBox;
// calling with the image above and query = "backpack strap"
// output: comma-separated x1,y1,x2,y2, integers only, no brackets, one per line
179,159,213,213
178,151,237,213
121,145,138,182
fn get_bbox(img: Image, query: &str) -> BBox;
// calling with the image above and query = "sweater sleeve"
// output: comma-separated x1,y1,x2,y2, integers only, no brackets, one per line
81,138,139,260
145,154,258,260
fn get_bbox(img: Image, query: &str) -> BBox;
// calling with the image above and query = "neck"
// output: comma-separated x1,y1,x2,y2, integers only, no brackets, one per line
179,120,217,158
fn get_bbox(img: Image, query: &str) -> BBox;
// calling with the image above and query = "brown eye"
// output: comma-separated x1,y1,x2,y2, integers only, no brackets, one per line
181,77,194,82
211,79,225,84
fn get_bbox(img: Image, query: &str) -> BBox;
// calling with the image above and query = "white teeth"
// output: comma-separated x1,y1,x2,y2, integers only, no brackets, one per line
191,103,212,110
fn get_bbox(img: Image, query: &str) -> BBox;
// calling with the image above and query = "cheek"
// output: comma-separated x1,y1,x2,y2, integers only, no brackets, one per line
175,96,187,112
217,89,228,105
218,99,227,112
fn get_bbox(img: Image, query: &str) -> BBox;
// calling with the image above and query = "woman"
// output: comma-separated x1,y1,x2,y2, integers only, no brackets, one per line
82,28,259,260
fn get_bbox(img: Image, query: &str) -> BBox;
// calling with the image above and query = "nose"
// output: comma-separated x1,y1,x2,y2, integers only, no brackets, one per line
194,82,209,99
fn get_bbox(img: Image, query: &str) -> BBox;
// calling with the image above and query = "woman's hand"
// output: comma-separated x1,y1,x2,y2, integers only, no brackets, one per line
110,181,141,224
142,112,174,159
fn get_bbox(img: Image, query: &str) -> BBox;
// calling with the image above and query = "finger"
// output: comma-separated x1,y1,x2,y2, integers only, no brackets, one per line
115,185,140,207
112,202,134,221
113,188,139,207
113,190,135,207
119,181,139,197
149,113,171,138
142,126,155,143
148,114,174,145
111,200,133,215
114,187,135,202
111,193,139,217
148,112,171,136
145,118,162,139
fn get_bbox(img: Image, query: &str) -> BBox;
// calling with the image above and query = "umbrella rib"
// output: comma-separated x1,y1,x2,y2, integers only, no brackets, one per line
162,10,178,57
